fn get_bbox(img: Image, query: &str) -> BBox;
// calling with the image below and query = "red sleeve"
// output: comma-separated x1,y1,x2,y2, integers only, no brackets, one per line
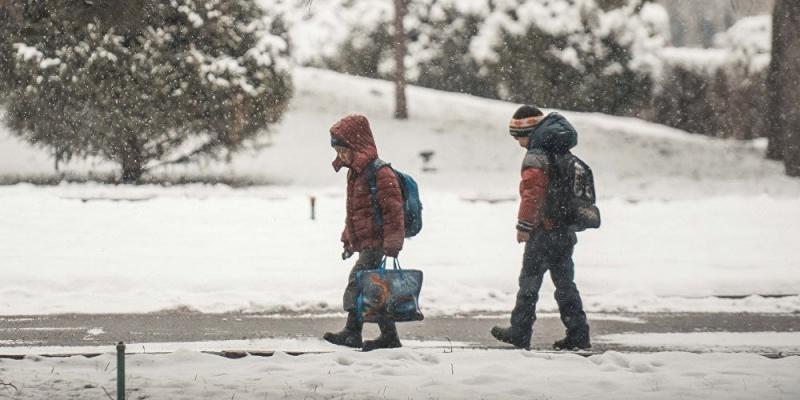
375,167,405,255
341,227,352,251
517,167,549,232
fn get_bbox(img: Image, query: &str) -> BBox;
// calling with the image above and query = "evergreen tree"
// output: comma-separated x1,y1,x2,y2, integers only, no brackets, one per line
473,0,664,116
486,24,583,108
0,0,292,182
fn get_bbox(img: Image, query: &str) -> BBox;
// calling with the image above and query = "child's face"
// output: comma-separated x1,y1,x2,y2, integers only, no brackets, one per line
515,136,529,148
334,145,354,165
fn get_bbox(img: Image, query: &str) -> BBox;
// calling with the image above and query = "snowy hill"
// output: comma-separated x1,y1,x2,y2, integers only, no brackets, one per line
2,68,797,199
0,68,798,315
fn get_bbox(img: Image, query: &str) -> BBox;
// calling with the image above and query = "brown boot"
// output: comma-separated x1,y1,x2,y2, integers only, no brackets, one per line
323,313,363,348
362,320,402,352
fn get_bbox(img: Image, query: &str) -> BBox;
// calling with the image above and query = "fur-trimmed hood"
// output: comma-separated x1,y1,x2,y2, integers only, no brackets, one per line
330,114,379,173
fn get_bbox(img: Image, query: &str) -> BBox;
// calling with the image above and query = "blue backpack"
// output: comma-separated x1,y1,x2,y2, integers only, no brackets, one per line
366,159,422,238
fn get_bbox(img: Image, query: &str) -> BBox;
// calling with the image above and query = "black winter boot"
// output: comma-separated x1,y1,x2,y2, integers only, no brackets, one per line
362,320,402,352
323,313,363,348
491,326,531,349
553,330,591,350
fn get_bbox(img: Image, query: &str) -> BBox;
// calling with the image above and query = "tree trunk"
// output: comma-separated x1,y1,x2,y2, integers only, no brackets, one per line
772,1,800,176
121,162,144,183
765,1,785,161
120,136,145,183
393,0,408,120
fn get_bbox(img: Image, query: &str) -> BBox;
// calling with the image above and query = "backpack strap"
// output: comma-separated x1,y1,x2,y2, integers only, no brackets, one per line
545,152,558,179
545,151,568,227
366,159,391,227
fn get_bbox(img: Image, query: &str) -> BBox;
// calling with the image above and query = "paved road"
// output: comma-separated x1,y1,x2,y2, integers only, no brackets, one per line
2,312,798,353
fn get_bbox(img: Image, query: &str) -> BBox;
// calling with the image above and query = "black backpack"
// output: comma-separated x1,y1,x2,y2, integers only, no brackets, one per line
545,153,601,232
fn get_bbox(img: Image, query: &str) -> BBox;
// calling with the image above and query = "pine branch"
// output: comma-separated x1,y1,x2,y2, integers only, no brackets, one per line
142,134,187,159
144,139,222,171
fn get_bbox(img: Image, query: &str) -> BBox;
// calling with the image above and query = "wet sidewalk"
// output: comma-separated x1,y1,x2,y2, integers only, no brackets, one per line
1,312,798,354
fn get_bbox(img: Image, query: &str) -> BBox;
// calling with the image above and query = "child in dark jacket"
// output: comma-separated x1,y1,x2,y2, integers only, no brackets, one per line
491,105,591,350
323,114,406,352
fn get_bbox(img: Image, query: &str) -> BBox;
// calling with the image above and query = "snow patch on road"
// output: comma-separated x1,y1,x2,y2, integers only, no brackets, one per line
598,332,800,353
0,338,472,356
471,313,649,324
0,327,86,332
85,328,105,336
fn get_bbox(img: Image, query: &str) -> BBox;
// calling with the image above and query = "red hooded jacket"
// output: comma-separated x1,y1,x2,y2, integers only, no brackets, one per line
331,115,405,256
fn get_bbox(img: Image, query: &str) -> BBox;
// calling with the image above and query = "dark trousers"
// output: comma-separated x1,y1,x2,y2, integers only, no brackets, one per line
342,247,384,313
510,230,589,337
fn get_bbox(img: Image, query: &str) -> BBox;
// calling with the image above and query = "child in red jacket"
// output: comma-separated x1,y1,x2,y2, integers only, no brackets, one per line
323,114,406,351
491,105,591,350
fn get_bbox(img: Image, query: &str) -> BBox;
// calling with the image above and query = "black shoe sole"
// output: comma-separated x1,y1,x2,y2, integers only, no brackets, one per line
362,341,402,352
323,333,362,348
491,328,530,350
553,343,591,351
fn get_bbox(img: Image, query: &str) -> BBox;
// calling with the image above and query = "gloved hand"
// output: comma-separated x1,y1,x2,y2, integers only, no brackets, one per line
341,249,354,260
384,247,400,258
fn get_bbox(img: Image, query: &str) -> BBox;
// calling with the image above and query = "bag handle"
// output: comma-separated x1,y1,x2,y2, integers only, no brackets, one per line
379,256,402,270
378,257,405,279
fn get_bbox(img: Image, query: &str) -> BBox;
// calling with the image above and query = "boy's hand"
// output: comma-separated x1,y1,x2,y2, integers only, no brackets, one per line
342,249,354,260
516,231,530,243
384,247,400,258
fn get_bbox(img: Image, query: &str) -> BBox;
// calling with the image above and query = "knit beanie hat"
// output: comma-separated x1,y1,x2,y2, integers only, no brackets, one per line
509,105,544,137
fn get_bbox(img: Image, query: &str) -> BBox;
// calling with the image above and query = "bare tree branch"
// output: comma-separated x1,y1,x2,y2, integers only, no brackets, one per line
100,385,114,400
0,380,19,392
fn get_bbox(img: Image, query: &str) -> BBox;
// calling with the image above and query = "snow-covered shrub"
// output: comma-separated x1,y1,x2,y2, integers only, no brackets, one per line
472,0,669,116
304,0,495,97
653,15,770,139
0,0,293,182
710,15,770,140
408,0,496,97
323,11,393,79
652,61,719,136
302,0,666,114
272,0,392,75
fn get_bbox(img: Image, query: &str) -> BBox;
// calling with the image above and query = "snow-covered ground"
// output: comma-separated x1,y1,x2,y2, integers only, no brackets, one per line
1,185,799,316
1,68,799,316
1,346,798,400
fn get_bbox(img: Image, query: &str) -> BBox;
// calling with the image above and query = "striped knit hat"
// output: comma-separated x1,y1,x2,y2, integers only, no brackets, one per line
509,105,544,137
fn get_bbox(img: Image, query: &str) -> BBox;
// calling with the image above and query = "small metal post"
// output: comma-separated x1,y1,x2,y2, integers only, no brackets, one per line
310,196,316,221
116,341,125,400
